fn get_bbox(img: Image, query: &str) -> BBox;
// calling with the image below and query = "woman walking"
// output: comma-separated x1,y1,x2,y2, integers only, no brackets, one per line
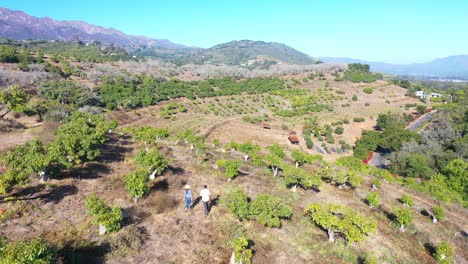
184,184,192,211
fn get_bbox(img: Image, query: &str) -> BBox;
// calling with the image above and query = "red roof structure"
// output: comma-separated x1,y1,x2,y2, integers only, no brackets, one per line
288,135,300,144
262,123,271,129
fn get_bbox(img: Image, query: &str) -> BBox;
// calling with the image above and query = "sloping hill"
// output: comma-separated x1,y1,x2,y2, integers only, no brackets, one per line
206,40,316,65
133,40,317,65
0,7,185,49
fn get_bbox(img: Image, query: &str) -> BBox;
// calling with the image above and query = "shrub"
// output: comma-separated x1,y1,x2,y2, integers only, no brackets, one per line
434,241,453,264
393,207,413,231
431,205,444,222
216,159,241,180
367,192,380,207
85,194,122,233
363,87,374,94
0,236,55,263
222,189,251,220
249,194,292,228
352,94,358,101
134,149,168,177
334,126,344,135
400,194,414,206
124,169,150,201
353,117,365,122
231,236,253,264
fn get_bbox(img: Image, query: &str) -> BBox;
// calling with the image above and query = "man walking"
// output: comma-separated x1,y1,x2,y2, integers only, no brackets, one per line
200,185,211,216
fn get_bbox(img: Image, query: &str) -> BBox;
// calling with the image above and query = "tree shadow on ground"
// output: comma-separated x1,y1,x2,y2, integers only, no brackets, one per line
58,242,109,264
123,206,151,225
151,178,169,192
383,209,396,222
60,162,111,180
96,144,132,163
424,242,436,257
0,184,78,204
168,165,185,175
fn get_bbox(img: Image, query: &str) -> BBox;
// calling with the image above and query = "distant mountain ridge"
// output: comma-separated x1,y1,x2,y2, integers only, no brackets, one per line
0,7,185,49
320,55,468,79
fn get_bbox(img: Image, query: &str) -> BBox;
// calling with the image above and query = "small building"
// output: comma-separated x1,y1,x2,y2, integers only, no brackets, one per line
262,123,271,129
414,91,427,99
288,135,300,144
430,92,443,98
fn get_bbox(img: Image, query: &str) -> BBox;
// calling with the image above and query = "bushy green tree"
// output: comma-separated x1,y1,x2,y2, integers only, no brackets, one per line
304,203,377,243
0,85,29,119
443,159,467,201
231,236,253,264
222,188,251,220
366,191,380,207
249,194,292,228
216,159,241,180
267,143,285,158
393,207,413,232
85,194,122,233
0,236,55,264
431,205,444,223
434,241,453,264
126,126,169,144
124,169,150,202
0,45,18,63
265,154,284,177
400,194,414,206
134,148,168,179
282,165,322,190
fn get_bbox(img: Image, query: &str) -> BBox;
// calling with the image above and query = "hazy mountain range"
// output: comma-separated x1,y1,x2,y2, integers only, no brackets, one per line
0,7,467,78
0,7,185,49
320,56,468,79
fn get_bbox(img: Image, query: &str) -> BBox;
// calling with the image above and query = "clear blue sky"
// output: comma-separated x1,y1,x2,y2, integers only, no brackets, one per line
2,0,467,63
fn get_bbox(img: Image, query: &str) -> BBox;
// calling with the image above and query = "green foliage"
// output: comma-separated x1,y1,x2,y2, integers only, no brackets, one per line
97,76,284,109
267,143,285,158
38,80,93,107
434,241,453,264
416,105,427,114
400,194,414,206
159,102,187,119
231,236,253,264
0,236,55,264
176,129,204,147
344,64,383,83
0,85,29,117
222,188,251,220
393,207,413,230
352,94,358,101
216,159,241,179
282,165,322,190
380,128,421,151
376,113,406,130
363,87,374,94
134,148,168,176
47,113,115,167
363,254,378,264
443,159,468,201
366,192,380,207
353,130,381,159
237,142,261,155
249,194,292,228
291,150,315,166
334,126,344,135
405,154,432,178
124,169,150,199
85,194,123,233
0,45,18,63
371,178,381,188
431,205,444,221
304,203,377,243
125,126,169,144
353,117,365,122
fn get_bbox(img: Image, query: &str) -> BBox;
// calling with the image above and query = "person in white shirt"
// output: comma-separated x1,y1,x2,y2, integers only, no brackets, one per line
200,185,211,216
